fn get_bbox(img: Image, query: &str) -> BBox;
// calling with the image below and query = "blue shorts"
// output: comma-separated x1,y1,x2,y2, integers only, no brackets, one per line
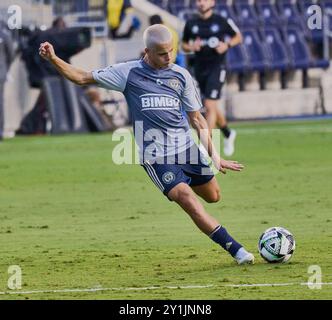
141,145,215,198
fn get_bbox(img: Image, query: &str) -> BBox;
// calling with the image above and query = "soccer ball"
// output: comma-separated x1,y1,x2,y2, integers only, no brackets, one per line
258,227,296,263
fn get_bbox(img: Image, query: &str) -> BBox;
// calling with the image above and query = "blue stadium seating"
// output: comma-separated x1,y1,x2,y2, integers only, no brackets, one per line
216,2,238,23
168,0,188,15
146,0,331,80
298,0,321,13
260,27,291,71
312,56,330,68
283,26,330,69
255,0,284,26
277,0,303,25
234,0,260,27
241,28,270,71
226,44,250,73
282,27,312,69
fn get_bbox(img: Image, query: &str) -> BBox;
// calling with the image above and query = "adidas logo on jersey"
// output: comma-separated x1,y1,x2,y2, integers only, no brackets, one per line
140,94,180,110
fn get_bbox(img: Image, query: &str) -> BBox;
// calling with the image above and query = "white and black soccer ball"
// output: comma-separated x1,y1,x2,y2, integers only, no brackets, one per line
258,227,296,263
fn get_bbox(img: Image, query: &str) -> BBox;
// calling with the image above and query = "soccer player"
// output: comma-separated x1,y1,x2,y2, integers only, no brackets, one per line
182,0,243,156
39,24,254,265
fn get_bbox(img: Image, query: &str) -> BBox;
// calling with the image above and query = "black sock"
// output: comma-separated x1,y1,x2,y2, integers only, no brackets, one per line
221,126,231,138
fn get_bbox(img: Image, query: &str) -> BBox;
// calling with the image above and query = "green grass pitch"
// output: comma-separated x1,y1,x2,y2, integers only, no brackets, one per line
0,119,331,300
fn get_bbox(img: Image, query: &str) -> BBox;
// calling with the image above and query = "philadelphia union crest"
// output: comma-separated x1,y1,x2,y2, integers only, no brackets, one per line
162,172,176,184
168,79,181,92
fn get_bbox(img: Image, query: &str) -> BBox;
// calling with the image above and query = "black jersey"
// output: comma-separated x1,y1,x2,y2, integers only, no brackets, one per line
182,13,239,66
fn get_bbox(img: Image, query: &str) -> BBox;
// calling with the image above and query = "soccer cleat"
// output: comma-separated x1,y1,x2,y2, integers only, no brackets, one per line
223,129,237,157
235,252,255,265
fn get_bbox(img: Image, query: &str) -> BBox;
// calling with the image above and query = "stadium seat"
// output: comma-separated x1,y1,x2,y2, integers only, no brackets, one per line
242,28,270,72
277,0,304,26
260,27,291,71
226,44,250,73
216,2,239,23
282,27,312,70
312,57,330,69
283,26,329,71
234,0,260,27
255,0,284,26
168,0,188,15
242,28,272,89
225,44,249,91
298,0,321,15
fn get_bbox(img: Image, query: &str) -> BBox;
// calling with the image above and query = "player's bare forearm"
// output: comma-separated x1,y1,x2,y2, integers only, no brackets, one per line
50,55,95,85
39,42,96,86
188,111,219,161
188,111,244,173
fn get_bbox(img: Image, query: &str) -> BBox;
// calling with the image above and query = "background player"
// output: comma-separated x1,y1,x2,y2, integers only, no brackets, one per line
182,0,243,156
39,24,254,265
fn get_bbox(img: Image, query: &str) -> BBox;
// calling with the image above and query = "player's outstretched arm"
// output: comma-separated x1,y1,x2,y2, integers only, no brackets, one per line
188,111,244,174
39,42,96,86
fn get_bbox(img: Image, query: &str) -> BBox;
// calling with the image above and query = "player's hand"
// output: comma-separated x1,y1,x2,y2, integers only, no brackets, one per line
215,41,229,55
212,156,244,174
192,38,202,52
39,42,56,61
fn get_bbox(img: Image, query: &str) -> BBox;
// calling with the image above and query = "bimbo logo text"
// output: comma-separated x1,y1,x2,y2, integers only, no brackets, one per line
141,94,180,110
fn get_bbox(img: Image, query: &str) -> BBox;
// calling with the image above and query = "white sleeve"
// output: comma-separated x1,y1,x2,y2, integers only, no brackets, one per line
182,69,203,112
92,62,131,92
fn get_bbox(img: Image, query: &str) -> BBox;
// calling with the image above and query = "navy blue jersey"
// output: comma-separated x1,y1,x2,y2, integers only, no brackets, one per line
182,14,239,66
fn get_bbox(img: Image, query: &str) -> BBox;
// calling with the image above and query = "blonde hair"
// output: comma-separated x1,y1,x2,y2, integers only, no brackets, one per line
143,24,173,49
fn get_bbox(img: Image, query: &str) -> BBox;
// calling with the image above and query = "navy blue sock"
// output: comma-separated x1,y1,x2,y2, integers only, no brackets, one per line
210,225,242,257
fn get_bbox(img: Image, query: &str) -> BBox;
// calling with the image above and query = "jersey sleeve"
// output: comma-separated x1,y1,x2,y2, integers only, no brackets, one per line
182,21,192,43
181,69,203,112
92,63,129,92
224,18,240,37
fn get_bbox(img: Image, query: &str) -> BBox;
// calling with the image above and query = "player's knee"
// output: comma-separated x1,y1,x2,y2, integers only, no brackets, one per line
206,190,221,203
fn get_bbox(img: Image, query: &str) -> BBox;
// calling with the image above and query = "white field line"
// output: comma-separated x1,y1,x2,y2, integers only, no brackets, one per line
1,283,332,296
237,126,332,135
